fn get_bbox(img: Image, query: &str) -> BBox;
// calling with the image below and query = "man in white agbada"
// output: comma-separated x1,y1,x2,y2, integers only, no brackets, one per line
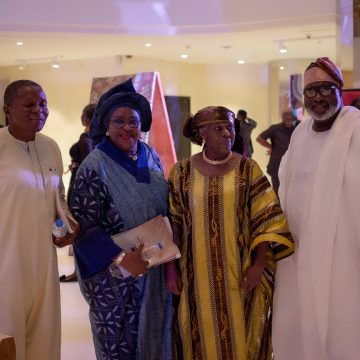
273,57,360,359
0,80,79,360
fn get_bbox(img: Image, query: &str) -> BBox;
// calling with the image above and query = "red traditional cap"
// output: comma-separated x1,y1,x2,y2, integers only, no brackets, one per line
304,57,344,88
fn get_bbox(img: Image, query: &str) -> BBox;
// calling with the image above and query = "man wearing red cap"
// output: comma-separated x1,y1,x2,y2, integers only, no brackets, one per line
273,57,360,360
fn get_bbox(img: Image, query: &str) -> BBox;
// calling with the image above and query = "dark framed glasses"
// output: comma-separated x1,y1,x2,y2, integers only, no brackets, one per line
110,119,140,129
303,85,338,98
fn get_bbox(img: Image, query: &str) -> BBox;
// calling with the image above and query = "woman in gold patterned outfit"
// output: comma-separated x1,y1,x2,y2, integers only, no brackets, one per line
166,106,294,360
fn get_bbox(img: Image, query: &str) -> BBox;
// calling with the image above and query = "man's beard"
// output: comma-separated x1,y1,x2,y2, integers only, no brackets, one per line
306,92,342,121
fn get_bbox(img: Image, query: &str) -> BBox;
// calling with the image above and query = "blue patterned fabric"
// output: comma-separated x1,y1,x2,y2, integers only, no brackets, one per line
82,269,145,359
70,141,172,360
72,167,124,279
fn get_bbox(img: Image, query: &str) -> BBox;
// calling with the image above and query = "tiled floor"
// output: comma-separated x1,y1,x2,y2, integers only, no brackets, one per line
57,247,96,360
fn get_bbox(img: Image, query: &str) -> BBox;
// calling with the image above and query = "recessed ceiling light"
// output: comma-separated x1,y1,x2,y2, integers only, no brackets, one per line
237,60,245,64
279,46,287,54
145,43,152,47
16,41,23,46
280,66,285,70
180,54,188,59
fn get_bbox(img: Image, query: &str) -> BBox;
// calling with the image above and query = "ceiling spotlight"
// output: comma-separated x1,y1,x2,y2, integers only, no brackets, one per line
180,54,189,59
18,63,26,71
280,66,285,70
276,40,288,54
16,41,23,46
145,43,152,47
51,59,60,69
237,60,245,64
278,41,287,54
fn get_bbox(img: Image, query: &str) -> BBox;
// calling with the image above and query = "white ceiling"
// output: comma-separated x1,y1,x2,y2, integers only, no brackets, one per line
0,0,354,70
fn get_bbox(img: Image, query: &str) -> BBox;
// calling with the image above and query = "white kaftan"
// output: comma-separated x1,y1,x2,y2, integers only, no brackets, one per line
273,106,360,360
0,127,66,360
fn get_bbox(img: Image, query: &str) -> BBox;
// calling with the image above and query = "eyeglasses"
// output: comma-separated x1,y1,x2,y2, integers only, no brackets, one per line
303,85,338,98
110,119,140,129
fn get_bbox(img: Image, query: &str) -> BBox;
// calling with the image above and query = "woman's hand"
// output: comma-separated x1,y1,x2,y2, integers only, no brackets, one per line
121,244,149,277
242,263,265,291
165,260,182,295
53,217,80,248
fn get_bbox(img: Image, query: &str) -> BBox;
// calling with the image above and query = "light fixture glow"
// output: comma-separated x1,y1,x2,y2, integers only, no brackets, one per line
51,59,60,69
15,56,62,70
280,66,285,70
180,54,188,59
145,43,152,47
15,60,26,70
276,40,288,54
237,60,245,64
16,41,23,46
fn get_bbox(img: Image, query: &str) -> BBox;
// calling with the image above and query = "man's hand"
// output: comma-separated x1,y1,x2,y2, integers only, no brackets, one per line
53,217,80,248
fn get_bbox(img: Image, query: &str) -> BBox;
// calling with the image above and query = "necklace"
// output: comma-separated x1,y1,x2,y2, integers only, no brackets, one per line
128,154,137,161
202,150,232,165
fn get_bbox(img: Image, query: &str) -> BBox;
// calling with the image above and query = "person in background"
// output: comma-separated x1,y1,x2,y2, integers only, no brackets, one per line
350,96,360,109
166,106,294,360
256,110,299,195
232,109,257,158
0,80,79,360
67,103,96,205
70,79,172,359
273,57,360,359
60,103,96,283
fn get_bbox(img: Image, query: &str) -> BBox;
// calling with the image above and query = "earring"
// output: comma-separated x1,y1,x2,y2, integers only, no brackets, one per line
202,138,207,149
106,130,110,137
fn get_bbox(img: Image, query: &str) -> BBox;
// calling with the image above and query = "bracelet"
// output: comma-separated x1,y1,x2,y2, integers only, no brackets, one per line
113,251,126,267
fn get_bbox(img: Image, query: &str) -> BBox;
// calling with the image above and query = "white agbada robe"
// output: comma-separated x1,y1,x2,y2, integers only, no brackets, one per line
0,127,67,360
273,106,360,360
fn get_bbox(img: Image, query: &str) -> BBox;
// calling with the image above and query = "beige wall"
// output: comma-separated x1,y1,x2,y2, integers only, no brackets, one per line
342,70,353,88
0,56,272,184
1,55,340,188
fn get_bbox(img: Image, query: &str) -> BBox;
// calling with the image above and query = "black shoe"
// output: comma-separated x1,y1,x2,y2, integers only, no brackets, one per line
59,274,77,282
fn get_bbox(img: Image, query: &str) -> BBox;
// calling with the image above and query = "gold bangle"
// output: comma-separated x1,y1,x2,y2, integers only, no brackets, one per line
113,251,125,267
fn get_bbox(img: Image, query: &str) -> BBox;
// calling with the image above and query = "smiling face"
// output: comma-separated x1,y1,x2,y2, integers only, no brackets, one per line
4,85,49,142
107,107,141,155
200,119,235,159
304,81,342,121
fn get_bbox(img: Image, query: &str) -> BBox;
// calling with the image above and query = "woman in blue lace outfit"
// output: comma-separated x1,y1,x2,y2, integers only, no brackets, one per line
70,79,172,360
